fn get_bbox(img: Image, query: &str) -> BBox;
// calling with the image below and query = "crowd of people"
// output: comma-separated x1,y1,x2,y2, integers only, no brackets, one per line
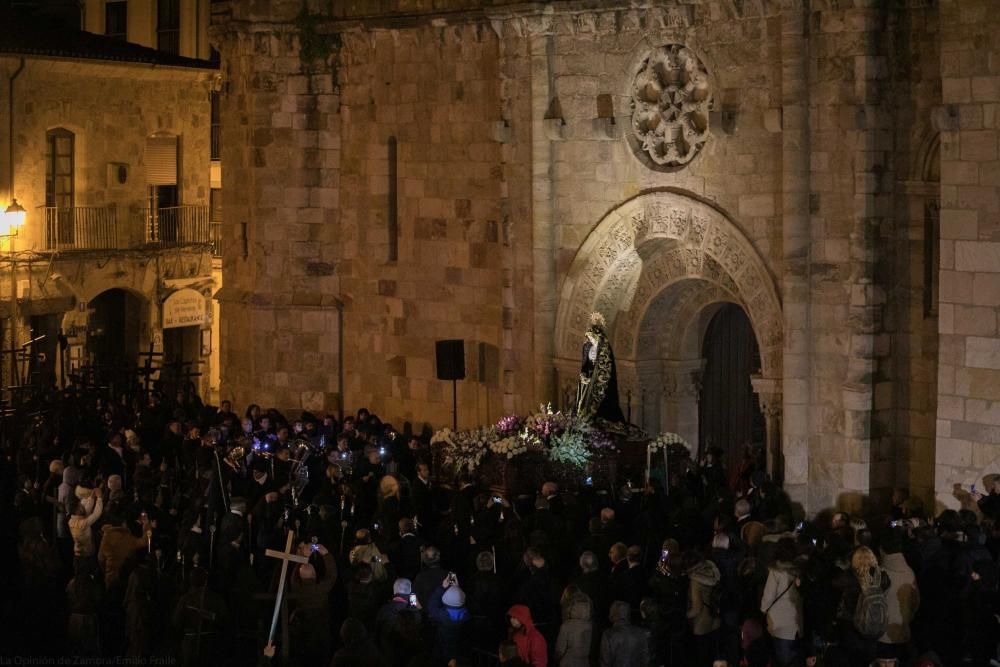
3,386,1000,667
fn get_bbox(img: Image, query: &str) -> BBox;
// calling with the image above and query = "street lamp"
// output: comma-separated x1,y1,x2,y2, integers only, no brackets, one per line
3,198,26,231
2,198,24,387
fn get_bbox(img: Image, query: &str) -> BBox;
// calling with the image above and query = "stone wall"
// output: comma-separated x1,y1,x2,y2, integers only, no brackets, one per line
935,0,1000,512
213,0,959,511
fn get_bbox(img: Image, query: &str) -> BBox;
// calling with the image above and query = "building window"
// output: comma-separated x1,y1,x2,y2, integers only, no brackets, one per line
157,0,180,55
924,201,940,317
105,1,127,40
45,129,75,246
210,91,221,160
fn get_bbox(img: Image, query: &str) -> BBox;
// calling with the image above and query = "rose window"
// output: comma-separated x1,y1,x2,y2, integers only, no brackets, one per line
630,45,712,169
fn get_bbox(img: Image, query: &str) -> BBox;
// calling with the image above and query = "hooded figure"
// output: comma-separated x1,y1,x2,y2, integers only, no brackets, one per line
687,558,722,636
509,604,548,667
555,591,592,667
599,601,649,667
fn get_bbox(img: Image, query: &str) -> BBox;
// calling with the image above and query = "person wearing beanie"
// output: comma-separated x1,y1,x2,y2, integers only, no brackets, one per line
508,604,548,667
428,574,470,665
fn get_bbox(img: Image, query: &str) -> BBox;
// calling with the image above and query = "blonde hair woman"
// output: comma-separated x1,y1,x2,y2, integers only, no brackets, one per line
835,545,889,665
375,474,405,543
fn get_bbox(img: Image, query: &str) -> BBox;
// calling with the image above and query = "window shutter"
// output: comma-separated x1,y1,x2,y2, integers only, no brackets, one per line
146,136,178,185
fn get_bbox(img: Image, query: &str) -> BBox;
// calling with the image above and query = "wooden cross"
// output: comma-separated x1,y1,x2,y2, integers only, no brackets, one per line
136,341,163,399
264,530,309,654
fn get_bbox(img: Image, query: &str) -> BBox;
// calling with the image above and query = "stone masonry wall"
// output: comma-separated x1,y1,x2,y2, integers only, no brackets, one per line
935,0,1000,512
213,0,958,511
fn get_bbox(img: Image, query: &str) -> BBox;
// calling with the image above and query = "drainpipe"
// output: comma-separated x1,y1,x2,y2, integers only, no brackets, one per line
8,57,25,389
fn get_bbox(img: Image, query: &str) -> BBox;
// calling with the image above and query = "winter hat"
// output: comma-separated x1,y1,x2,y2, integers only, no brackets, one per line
393,578,412,596
442,585,466,608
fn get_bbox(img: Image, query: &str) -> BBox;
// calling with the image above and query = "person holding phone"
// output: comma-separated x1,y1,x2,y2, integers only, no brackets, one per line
427,573,471,665
375,578,417,652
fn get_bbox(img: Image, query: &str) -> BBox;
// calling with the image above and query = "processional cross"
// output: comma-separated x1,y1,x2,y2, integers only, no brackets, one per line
264,530,309,655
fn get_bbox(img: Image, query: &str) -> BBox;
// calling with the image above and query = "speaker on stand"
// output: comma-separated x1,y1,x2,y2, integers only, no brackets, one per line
435,339,465,429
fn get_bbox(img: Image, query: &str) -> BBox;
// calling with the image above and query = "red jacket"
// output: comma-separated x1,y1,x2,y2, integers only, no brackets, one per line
509,604,547,667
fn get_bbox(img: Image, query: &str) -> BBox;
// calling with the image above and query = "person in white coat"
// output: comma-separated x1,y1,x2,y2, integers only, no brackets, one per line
760,538,802,667
878,529,919,662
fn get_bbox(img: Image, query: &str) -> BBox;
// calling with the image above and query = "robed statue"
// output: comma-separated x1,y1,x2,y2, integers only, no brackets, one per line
575,312,626,424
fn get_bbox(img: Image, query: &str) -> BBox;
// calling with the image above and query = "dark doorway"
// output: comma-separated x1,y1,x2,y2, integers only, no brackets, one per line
87,289,143,387
698,303,766,480
162,325,200,394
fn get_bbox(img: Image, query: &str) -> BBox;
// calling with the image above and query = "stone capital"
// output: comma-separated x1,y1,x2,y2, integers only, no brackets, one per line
751,376,782,418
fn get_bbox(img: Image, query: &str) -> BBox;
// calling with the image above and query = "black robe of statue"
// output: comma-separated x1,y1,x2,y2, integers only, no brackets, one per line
577,329,626,424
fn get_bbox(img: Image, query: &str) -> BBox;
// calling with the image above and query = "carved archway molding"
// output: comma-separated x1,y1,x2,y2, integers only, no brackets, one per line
554,190,782,378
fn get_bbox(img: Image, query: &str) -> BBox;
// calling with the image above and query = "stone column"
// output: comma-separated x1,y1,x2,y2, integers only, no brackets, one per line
779,1,813,510
752,377,784,485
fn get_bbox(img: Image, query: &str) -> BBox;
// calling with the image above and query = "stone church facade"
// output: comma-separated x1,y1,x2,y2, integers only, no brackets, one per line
211,0,998,513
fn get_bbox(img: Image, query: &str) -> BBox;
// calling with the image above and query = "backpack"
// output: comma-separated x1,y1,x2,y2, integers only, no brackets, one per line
853,580,889,638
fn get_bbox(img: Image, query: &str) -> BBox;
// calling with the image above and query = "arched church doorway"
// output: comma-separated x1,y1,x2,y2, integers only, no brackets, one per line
698,303,766,475
554,191,784,484
87,288,145,388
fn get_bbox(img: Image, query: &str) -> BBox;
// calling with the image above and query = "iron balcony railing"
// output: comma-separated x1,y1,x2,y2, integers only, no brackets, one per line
139,205,211,246
209,222,223,258
41,206,122,250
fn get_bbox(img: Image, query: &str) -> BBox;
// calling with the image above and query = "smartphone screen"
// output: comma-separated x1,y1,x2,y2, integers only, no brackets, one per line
409,593,417,606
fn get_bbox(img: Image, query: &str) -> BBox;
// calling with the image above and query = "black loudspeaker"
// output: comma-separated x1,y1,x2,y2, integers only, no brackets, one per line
435,340,466,381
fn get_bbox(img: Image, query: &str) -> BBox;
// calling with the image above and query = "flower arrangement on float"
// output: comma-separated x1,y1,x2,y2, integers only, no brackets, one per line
431,403,619,475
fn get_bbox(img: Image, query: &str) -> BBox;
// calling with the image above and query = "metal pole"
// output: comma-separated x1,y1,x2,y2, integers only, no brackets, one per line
452,379,457,430
9,237,16,388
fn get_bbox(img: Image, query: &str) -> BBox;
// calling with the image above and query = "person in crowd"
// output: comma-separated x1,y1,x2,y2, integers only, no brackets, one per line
760,537,802,667
878,528,919,662
428,574,471,665
555,588,592,667
508,603,547,667
600,600,649,667
685,549,722,664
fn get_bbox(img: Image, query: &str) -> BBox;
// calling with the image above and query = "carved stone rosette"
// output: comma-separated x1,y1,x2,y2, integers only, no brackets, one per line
629,44,712,169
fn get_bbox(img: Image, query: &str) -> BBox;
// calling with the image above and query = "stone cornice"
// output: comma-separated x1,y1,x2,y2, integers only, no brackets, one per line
212,0,788,41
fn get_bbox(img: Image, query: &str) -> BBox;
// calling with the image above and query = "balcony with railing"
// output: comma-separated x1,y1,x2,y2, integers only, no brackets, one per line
139,205,211,246
41,206,123,250
37,205,212,252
